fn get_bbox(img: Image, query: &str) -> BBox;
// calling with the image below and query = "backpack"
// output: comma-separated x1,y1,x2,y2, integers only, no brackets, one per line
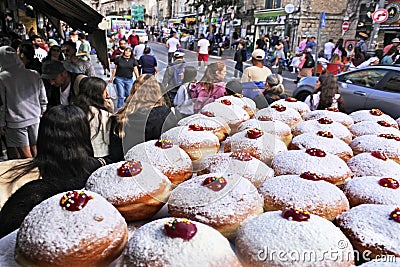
170,62,186,88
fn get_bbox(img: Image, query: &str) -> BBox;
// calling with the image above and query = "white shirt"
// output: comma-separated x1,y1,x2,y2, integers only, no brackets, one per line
324,42,335,55
304,92,321,111
197,39,210,54
166,37,180,53
34,47,48,62
134,44,146,60
60,83,71,105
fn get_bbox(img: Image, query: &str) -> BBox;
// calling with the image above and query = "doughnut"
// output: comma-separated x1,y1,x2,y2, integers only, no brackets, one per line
342,176,400,207
272,97,311,116
197,151,274,188
259,174,349,221
289,131,353,161
349,120,400,138
238,118,292,146
201,101,250,133
177,113,231,142
85,160,172,221
216,94,257,118
235,209,354,267
124,139,192,186
346,152,400,177
271,148,353,185
121,217,242,266
255,105,303,128
224,128,287,165
161,125,220,164
14,190,128,267
167,173,264,239
302,108,354,127
349,109,398,129
349,134,400,163
336,204,400,259
292,117,353,143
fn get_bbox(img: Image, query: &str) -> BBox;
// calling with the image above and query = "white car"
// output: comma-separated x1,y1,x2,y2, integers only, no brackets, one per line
134,29,148,43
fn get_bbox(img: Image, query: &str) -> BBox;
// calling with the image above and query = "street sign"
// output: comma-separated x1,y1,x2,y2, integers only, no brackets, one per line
320,12,326,28
372,8,389,23
342,21,349,31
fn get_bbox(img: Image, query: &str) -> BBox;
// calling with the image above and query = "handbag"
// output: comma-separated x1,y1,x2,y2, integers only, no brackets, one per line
107,83,117,100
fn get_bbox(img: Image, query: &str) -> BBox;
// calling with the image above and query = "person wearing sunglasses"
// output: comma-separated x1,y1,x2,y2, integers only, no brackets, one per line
42,45,64,62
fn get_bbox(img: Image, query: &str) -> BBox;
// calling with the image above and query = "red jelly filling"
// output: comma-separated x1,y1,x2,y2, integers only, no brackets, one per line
155,139,173,149
378,178,399,189
326,107,339,112
247,128,263,139
377,121,391,127
117,160,143,177
317,117,333,124
272,104,286,112
60,191,93,211
389,208,400,223
202,176,227,191
317,130,333,138
306,148,326,157
188,124,204,131
370,109,383,116
258,115,272,121
285,97,298,102
281,208,310,222
230,151,253,161
378,134,400,141
300,171,324,181
200,111,215,117
221,99,232,105
371,151,388,161
164,218,197,240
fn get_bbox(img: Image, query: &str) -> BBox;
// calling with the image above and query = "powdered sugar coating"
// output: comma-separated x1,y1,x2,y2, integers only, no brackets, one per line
259,175,349,213
291,132,353,156
343,176,400,206
177,114,231,134
350,110,398,128
16,191,126,263
349,121,400,138
255,106,302,128
198,153,274,187
349,135,400,160
336,204,400,255
397,117,400,128
238,119,292,139
235,211,354,267
124,140,192,177
273,99,311,116
271,150,352,184
85,161,171,205
346,153,400,177
161,126,220,148
123,217,240,267
168,173,263,226
227,130,287,164
201,102,250,125
302,110,354,127
217,95,257,111
293,119,352,143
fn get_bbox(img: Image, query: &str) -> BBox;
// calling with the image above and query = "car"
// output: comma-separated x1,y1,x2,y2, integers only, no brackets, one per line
293,65,400,118
134,29,148,43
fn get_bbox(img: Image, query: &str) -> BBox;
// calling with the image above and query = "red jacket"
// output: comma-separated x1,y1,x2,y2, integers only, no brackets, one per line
128,35,139,47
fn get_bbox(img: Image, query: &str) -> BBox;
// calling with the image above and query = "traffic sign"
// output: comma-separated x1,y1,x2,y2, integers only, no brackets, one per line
342,21,349,31
320,12,326,28
372,8,389,23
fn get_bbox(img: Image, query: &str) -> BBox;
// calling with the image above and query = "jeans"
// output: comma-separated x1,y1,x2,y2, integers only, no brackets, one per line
114,76,134,108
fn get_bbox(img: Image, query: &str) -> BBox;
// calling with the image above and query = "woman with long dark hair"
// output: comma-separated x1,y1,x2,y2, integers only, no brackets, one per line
0,105,103,238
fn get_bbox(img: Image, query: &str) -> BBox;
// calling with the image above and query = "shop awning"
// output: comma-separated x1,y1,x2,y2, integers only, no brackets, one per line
254,8,286,18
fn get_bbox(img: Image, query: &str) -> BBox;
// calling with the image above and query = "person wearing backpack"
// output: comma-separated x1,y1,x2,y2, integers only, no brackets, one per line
162,50,186,102
174,66,197,117
234,41,247,78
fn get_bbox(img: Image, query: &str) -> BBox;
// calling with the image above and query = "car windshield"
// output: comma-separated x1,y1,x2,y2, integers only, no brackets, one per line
338,69,388,88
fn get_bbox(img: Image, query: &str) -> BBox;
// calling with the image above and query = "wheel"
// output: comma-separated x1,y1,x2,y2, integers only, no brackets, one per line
295,90,312,102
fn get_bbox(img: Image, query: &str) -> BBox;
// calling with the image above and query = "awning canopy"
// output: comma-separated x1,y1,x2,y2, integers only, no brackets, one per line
25,0,109,70
254,8,286,18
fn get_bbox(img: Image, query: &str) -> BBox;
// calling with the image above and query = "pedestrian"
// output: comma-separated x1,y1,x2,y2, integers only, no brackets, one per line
297,35,307,53
332,38,347,61
324,39,335,60
30,35,47,62
381,46,397,65
197,33,210,69
241,49,272,82
166,32,180,64
255,34,269,52
17,43,43,74
108,46,140,109
174,66,198,117
110,39,127,63
76,33,91,61
139,46,158,75
349,46,365,67
383,37,400,55
296,50,315,83
305,36,317,55
272,39,285,68
263,73,287,105
127,29,139,48
234,41,247,78
162,50,186,101
356,36,368,57
62,40,95,76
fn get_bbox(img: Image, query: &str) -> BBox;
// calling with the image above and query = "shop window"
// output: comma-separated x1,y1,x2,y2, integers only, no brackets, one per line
265,0,273,9
275,0,281,8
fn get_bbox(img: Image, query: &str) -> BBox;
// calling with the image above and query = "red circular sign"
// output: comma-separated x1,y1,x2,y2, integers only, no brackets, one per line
372,9,389,23
342,21,349,31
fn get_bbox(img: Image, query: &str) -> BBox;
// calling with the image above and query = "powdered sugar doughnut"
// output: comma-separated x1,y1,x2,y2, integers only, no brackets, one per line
350,134,400,163
302,108,354,127
168,173,264,239
197,152,274,187
336,204,400,259
273,97,311,116
271,148,352,185
346,152,400,177
350,109,398,129
122,217,241,267
177,113,231,142
217,95,257,118
224,128,287,165
124,139,192,186
201,101,250,132
255,105,303,128
238,118,292,146
349,120,400,138
85,160,172,221
292,117,353,143
342,176,400,207
14,190,128,267
161,125,220,163
235,209,354,267
259,174,349,221
289,131,353,161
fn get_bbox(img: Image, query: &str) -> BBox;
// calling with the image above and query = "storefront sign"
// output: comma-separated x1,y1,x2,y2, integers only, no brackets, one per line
381,0,400,29
254,9,286,25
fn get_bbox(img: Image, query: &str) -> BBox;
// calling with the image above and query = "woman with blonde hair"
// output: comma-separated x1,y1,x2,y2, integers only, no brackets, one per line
111,74,179,154
189,62,227,113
